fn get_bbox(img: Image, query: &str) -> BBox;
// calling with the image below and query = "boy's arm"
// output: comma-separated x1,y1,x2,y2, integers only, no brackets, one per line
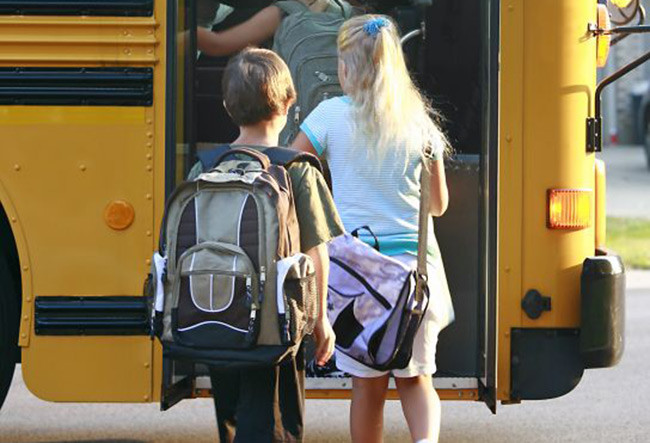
305,243,335,366
196,6,282,56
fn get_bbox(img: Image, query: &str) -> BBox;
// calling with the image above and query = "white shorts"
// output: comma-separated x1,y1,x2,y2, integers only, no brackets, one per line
334,254,448,379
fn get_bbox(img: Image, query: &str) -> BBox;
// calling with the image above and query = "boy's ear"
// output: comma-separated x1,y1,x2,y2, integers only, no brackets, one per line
280,100,293,117
222,100,232,118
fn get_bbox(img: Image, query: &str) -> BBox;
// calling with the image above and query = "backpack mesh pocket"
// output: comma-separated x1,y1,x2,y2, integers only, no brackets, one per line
277,253,318,345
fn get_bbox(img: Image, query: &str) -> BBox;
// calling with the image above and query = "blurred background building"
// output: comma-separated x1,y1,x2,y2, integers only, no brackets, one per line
601,0,650,146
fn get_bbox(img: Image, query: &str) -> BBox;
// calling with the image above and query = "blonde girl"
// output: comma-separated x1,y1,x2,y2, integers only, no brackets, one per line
293,14,454,443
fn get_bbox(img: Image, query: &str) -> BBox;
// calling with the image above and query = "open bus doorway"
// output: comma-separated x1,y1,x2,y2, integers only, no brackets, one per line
167,0,498,408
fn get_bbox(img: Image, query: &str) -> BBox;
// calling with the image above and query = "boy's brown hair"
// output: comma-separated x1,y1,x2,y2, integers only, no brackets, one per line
222,47,296,126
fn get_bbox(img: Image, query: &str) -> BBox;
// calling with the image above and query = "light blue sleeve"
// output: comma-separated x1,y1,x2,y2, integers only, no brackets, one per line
300,101,329,156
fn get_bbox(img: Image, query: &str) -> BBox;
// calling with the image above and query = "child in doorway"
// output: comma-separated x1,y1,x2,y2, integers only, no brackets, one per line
292,15,455,443
209,47,344,442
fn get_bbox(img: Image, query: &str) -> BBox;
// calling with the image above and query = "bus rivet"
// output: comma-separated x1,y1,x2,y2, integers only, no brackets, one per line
504,266,511,273
23,266,28,272
505,135,512,142
26,296,31,302
146,165,153,172
147,132,153,138
146,194,152,200
13,164,20,171
147,142,153,148
146,230,152,237
144,362,150,368
124,48,131,55
23,315,28,321
123,30,129,36
79,164,86,172
148,30,153,35
21,333,26,339
146,118,153,125
143,395,149,401
10,217,16,223
147,49,153,55
508,4,514,11
146,153,152,160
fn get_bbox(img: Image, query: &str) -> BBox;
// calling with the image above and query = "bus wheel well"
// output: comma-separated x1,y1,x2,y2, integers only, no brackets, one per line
0,203,21,362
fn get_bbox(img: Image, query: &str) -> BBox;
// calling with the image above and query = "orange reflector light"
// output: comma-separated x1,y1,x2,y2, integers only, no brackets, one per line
548,189,592,229
104,200,135,231
597,4,612,68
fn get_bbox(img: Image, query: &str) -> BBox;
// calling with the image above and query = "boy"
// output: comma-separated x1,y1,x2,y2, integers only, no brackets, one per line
208,47,344,442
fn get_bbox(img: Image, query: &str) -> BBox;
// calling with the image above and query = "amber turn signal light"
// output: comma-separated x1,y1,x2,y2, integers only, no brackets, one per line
547,189,592,229
596,4,612,68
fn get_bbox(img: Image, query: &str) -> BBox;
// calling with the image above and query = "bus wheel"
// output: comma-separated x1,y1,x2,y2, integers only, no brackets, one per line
0,255,19,411
644,119,650,170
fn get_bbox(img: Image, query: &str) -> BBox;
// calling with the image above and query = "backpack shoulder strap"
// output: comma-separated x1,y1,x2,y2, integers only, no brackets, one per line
262,147,323,173
333,0,353,19
274,1,310,16
196,144,230,172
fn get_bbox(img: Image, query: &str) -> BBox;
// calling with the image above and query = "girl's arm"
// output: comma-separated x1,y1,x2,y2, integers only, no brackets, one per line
291,131,320,156
196,6,282,57
429,158,449,217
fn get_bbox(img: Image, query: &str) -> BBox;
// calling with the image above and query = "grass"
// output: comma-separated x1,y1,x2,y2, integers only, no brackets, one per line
606,217,650,270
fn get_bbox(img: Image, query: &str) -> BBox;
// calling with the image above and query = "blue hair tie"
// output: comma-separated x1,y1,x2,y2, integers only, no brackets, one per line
363,17,390,37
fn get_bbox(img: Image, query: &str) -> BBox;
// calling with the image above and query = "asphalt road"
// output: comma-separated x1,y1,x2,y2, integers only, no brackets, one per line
1,271,648,443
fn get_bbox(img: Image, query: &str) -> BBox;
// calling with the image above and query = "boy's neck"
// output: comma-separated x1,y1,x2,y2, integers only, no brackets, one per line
232,122,280,147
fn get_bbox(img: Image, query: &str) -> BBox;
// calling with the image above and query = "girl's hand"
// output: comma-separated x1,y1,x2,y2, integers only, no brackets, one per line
312,317,335,366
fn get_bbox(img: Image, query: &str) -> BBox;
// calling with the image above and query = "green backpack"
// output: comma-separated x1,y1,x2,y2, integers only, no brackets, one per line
273,0,353,145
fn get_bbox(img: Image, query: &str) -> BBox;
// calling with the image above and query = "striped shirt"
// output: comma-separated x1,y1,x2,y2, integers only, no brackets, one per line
300,96,443,259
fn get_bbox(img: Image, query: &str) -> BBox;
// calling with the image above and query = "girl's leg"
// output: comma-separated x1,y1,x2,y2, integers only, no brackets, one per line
350,374,390,443
394,374,441,442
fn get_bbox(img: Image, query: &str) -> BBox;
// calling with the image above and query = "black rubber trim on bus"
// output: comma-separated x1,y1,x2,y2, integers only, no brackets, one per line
0,68,153,106
34,296,149,335
0,0,153,16
510,328,584,401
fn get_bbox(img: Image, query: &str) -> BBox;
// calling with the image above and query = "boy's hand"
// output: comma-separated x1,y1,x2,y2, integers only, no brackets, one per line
313,317,335,366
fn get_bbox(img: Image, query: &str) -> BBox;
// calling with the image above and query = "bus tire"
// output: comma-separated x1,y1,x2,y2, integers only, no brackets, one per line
0,254,19,411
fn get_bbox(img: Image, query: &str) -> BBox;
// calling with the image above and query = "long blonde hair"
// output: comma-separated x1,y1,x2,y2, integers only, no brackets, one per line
337,15,449,160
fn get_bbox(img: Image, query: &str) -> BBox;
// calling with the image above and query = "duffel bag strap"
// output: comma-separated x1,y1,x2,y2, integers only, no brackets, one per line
415,158,431,300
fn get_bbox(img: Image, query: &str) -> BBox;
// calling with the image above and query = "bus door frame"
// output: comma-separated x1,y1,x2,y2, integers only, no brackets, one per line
478,0,499,413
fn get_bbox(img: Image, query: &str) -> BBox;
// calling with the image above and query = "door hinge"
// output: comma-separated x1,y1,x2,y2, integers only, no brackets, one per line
586,117,601,153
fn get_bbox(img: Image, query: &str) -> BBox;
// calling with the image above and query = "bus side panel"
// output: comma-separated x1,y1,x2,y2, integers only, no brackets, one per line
499,0,597,402
520,0,596,329
0,10,167,402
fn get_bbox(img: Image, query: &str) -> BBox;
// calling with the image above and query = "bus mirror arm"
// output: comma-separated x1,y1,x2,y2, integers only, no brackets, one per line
588,33,650,153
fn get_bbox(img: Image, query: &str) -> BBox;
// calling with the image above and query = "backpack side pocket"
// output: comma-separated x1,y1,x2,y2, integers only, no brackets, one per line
277,253,318,345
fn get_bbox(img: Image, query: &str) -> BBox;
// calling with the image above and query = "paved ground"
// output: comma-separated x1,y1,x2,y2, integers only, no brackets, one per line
598,145,650,219
1,271,648,443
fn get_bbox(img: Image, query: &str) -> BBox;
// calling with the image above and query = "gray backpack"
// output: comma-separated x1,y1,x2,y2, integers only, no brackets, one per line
150,147,321,367
273,0,353,145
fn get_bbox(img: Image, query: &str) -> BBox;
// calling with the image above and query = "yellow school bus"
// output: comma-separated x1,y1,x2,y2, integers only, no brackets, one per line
0,0,632,413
